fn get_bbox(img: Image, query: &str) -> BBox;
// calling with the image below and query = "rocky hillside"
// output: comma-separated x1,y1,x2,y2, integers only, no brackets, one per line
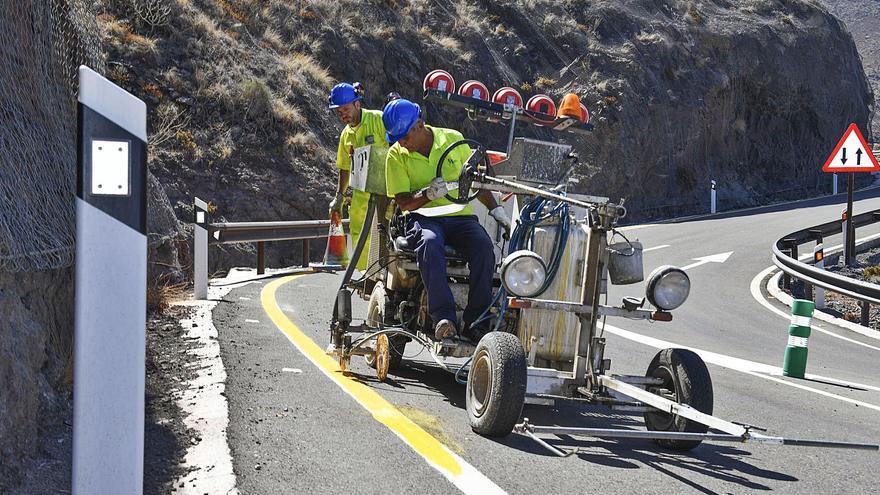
821,0,880,141
95,0,873,270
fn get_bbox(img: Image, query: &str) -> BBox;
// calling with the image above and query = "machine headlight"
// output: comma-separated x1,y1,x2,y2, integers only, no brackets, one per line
501,250,547,298
645,265,690,310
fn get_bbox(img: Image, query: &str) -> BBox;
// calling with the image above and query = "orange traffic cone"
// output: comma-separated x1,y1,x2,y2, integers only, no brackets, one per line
310,211,349,272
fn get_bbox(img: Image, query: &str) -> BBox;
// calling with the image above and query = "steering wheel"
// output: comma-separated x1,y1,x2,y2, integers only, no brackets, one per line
435,139,492,205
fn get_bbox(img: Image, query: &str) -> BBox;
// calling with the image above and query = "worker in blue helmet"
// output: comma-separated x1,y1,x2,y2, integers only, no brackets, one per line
328,82,388,271
383,98,512,342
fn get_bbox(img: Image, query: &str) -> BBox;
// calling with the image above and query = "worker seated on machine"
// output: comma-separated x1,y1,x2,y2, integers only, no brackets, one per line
382,98,512,342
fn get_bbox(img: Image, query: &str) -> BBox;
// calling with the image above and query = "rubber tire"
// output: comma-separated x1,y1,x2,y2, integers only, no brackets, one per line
466,332,527,437
643,348,714,451
364,283,405,370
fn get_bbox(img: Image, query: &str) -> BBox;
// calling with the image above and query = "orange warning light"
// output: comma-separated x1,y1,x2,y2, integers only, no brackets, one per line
558,93,584,122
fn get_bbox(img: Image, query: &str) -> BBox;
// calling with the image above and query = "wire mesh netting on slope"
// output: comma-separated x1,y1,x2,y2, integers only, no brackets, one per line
0,0,104,272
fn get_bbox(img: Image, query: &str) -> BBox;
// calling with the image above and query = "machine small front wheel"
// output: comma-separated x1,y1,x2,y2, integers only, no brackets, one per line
364,283,406,370
643,348,714,451
466,332,527,437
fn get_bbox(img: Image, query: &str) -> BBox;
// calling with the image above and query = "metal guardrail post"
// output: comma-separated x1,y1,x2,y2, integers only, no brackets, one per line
782,239,798,290
302,239,310,268
194,197,209,300
860,301,870,327
257,241,265,275
810,230,825,309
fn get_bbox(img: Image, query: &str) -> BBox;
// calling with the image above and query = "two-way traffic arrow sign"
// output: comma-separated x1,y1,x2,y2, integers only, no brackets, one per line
822,123,880,173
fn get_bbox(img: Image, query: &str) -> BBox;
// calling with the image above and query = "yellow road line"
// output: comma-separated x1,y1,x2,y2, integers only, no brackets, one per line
261,274,505,494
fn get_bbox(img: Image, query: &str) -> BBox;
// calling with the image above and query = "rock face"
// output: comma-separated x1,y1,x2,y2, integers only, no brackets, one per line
0,269,73,490
93,0,872,270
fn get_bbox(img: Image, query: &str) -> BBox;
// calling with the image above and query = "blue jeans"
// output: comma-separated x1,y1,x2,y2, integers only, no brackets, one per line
406,214,495,330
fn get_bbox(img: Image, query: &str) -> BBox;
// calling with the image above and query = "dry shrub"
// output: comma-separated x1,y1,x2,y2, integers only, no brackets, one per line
262,26,283,50
147,276,189,313
285,131,319,152
299,7,317,20
109,65,133,86
151,102,189,149
176,129,197,151
283,52,333,89
143,82,163,100
237,79,273,118
863,266,880,283
129,0,172,31
520,81,533,92
218,0,249,23
273,98,306,128
536,76,557,88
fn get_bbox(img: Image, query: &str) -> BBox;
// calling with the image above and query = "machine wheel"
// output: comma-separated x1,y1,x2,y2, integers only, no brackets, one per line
643,348,714,451
364,283,406,370
466,332,527,437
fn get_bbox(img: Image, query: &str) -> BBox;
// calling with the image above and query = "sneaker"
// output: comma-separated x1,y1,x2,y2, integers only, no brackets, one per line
434,319,457,341
325,341,338,355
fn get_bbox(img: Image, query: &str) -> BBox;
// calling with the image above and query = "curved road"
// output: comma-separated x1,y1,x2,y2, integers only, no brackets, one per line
213,189,880,494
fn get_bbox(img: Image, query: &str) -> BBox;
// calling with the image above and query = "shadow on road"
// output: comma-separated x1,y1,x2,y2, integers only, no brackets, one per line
493,401,798,493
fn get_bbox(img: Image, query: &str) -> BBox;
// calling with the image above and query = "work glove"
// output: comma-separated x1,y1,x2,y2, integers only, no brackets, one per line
489,206,512,236
328,191,345,215
424,177,449,201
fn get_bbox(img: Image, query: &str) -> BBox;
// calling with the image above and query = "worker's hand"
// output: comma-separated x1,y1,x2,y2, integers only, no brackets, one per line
328,191,345,215
424,177,449,201
489,206,512,236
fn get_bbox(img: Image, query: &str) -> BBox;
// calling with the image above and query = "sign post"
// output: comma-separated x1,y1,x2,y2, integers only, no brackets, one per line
821,123,880,266
73,66,147,495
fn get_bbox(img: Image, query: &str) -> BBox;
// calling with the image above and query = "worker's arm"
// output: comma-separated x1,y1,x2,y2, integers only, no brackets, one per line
336,169,350,193
394,191,431,212
476,189,499,210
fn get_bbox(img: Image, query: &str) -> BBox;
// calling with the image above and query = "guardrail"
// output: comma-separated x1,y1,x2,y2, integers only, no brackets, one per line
772,207,880,325
192,197,348,299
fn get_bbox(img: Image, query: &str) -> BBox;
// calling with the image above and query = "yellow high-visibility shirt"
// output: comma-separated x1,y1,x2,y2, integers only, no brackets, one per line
384,125,474,217
335,109,387,171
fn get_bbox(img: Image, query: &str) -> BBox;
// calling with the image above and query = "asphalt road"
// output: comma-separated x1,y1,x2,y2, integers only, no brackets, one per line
214,189,880,494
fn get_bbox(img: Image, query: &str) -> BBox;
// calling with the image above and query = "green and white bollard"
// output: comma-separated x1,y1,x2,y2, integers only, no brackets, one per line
783,299,815,378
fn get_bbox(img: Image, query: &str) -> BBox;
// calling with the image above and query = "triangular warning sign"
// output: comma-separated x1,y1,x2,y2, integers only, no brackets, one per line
822,123,880,173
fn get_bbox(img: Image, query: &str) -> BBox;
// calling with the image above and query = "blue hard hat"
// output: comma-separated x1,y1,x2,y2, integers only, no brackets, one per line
328,82,362,109
383,98,421,144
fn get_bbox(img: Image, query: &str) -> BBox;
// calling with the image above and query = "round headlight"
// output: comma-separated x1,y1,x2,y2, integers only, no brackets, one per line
501,250,547,298
645,265,690,310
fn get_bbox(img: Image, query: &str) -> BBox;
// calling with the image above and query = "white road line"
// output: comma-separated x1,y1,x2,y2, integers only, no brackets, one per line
642,244,670,253
750,266,880,352
600,323,880,412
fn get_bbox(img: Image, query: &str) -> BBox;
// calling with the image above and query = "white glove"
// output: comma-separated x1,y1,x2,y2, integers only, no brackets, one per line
329,191,345,214
424,177,449,201
489,206,512,235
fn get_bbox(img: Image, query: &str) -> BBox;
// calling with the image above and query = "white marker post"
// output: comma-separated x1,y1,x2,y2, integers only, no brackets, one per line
833,173,838,195
194,197,209,299
710,179,717,214
73,66,147,495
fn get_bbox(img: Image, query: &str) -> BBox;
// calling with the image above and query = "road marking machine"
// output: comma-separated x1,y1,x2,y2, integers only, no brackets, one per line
326,69,880,454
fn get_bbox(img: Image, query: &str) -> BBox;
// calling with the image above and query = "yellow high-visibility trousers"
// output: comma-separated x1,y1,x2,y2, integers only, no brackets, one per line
348,189,371,271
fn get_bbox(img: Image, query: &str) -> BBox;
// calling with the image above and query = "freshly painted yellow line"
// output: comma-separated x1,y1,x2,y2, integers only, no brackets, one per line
261,275,465,475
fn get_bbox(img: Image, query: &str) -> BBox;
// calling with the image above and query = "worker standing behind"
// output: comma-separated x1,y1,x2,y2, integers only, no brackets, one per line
328,82,388,271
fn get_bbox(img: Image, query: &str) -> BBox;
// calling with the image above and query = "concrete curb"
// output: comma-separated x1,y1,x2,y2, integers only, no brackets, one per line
766,235,880,342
